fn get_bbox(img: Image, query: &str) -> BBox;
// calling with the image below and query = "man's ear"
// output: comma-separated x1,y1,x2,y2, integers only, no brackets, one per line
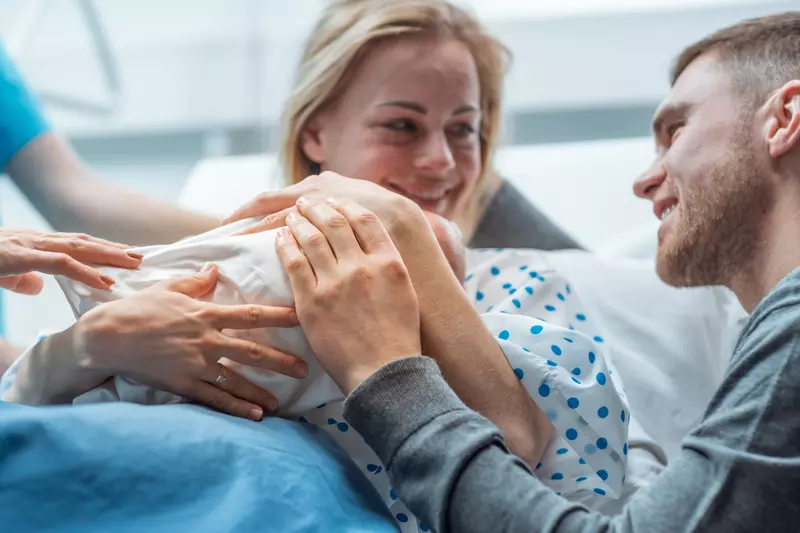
300,116,327,166
766,80,800,159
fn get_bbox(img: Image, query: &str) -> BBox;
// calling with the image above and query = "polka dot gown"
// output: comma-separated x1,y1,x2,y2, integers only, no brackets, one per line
466,248,630,503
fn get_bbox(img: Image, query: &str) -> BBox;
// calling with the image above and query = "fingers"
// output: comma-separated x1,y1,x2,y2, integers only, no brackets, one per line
224,188,304,224
205,363,278,414
189,380,268,422
154,264,219,298
209,332,309,379
0,273,44,295
295,197,362,261
286,211,337,275
276,228,316,294
55,232,132,250
34,235,142,269
326,197,395,255
232,207,296,236
23,250,116,290
199,302,299,330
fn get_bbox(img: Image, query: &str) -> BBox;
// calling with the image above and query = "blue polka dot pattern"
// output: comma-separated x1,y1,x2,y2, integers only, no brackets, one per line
538,384,550,397
579,458,586,465
520,265,528,271
420,524,430,532
476,291,484,301
337,422,349,432
545,305,557,312
525,287,534,295
623,443,628,455
513,299,521,308
557,448,568,455
594,488,606,496
596,438,608,450
551,345,562,356
563,337,574,343
593,336,604,343
546,360,557,367
499,330,510,340
509,288,517,295
502,282,512,289
491,267,500,276
571,367,581,376
536,462,543,470
571,377,581,385
551,473,564,480
621,410,626,422
396,513,409,523
576,313,586,321
566,428,578,440
598,406,609,418
390,488,398,500
588,352,596,363
576,476,587,482
557,293,565,301
530,325,544,334
327,418,336,425
597,470,609,481
567,397,579,409
596,373,607,385
514,368,524,380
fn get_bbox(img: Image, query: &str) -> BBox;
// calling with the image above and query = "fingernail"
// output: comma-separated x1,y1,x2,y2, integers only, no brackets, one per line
289,309,298,323
202,263,214,273
325,197,339,207
127,251,144,260
250,407,264,421
296,196,308,206
101,275,115,286
286,211,297,223
295,361,309,378
266,398,278,412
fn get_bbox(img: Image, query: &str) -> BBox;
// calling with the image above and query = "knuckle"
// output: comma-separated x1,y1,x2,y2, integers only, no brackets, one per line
53,253,75,268
307,231,328,248
285,255,308,272
325,213,348,230
244,305,261,325
67,239,88,252
380,257,409,279
355,210,380,227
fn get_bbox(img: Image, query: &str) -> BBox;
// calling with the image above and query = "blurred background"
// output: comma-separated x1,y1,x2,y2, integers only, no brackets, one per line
0,0,795,343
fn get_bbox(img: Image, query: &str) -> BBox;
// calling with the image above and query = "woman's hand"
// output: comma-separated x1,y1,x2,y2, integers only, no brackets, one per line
276,196,421,395
67,265,308,420
226,171,421,236
0,227,142,294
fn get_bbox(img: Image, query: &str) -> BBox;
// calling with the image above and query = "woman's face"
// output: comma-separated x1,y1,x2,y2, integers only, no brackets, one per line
301,35,482,219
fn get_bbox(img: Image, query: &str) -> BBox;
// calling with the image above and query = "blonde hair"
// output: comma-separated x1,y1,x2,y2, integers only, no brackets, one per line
281,0,510,229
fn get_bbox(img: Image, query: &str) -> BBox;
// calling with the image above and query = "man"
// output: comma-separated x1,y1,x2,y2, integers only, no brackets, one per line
307,11,800,532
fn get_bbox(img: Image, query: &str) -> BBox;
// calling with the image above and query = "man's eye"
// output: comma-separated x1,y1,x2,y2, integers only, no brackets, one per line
667,123,684,142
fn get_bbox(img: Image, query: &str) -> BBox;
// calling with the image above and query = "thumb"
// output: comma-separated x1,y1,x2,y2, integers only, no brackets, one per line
154,264,219,298
0,273,45,295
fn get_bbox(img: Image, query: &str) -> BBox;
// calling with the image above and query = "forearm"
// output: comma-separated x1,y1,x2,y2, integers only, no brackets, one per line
344,357,600,533
3,326,107,405
388,203,552,465
5,134,219,245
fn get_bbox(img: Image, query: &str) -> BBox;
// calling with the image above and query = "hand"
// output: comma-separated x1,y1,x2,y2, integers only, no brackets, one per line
225,171,421,236
276,196,421,395
423,211,466,283
0,227,142,294
73,265,308,421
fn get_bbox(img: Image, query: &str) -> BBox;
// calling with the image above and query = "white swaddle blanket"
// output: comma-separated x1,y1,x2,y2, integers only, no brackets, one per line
53,220,630,531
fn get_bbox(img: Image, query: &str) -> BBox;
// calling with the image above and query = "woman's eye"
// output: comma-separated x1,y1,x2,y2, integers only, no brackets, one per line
449,123,477,139
382,119,416,133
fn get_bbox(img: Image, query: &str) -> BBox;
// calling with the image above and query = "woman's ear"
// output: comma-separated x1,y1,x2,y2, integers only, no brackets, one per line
300,116,326,166
766,81,800,159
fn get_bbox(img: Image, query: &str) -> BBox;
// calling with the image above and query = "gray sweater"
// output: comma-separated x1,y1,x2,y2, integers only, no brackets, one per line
343,268,800,532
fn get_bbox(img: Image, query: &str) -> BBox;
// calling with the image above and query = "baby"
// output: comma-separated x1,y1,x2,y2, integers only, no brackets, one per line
52,217,629,532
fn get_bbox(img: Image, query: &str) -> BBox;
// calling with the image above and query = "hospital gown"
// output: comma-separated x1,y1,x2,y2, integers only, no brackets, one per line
1,226,629,533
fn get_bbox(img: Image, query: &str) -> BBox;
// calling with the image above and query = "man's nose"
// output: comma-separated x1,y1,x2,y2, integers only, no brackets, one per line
633,162,667,200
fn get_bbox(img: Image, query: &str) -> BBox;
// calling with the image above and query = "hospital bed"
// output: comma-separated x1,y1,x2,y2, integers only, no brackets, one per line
0,138,747,528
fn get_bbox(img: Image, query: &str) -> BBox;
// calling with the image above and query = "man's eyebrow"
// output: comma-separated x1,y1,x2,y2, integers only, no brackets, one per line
377,100,427,114
652,101,693,136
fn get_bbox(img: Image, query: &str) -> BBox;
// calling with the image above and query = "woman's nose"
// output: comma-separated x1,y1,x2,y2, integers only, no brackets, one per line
416,134,456,175
633,162,667,200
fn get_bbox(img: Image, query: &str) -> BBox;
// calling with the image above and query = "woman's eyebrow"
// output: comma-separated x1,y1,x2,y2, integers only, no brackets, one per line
377,100,427,114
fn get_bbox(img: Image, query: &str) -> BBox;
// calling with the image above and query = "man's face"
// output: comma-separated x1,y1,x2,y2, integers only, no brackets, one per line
633,55,772,288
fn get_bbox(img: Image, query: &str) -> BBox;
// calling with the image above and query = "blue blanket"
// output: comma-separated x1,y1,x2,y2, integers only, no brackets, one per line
0,401,398,532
